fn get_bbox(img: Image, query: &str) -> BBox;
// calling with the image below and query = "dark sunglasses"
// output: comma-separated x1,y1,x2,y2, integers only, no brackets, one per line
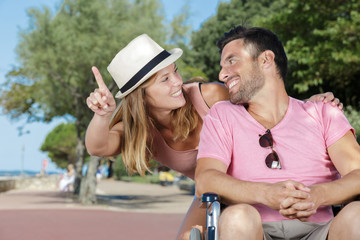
259,129,281,169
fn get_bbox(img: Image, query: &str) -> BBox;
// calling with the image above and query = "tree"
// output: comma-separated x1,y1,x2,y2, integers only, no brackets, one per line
344,106,360,145
0,0,168,199
40,122,78,169
190,0,360,109
190,0,275,82
79,155,101,204
113,155,128,179
259,0,360,106
166,3,206,81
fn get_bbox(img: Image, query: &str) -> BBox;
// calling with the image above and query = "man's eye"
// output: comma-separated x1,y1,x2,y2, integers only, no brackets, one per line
162,77,168,82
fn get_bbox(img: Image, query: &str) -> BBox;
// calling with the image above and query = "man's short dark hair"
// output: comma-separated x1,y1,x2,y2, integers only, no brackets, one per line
217,25,288,82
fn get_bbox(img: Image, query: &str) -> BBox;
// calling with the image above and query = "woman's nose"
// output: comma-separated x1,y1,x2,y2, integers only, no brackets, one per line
172,74,182,86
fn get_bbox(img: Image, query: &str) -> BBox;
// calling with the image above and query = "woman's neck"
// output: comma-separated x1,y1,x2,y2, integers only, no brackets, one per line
150,109,173,132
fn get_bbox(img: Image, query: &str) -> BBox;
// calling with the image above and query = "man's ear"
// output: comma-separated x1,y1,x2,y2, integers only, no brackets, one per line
260,50,275,69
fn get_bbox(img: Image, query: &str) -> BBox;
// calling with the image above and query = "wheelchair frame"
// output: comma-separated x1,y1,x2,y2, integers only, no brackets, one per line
190,193,221,240
189,193,355,240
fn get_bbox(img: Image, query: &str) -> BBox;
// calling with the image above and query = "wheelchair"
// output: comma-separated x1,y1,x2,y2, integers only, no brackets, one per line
189,193,221,240
188,193,352,240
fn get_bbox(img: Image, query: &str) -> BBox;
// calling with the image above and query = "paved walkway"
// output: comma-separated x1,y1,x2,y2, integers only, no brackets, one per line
0,178,194,240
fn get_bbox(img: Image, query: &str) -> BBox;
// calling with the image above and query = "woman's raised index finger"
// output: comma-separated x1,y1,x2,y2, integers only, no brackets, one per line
92,66,107,90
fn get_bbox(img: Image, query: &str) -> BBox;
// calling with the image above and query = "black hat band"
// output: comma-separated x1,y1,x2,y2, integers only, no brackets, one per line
120,50,171,93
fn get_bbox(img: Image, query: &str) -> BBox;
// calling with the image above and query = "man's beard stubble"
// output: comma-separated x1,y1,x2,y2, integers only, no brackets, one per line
230,63,265,105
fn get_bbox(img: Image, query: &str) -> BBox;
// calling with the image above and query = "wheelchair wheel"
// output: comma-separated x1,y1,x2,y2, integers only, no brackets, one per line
189,228,202,240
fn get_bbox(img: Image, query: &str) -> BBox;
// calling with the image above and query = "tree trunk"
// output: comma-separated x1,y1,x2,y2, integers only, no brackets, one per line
79,155,101,205
73,137,85,194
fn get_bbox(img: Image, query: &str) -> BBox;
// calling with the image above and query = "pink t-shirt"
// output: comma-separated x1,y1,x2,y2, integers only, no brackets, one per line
198,97,354,222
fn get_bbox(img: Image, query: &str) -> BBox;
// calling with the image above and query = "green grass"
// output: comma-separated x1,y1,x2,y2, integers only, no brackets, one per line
120,174,160,184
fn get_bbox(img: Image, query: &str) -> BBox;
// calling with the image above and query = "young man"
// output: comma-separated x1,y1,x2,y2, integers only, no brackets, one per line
195,25,360,239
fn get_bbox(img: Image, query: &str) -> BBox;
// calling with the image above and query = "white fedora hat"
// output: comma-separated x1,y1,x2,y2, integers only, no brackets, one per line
107,34,183,98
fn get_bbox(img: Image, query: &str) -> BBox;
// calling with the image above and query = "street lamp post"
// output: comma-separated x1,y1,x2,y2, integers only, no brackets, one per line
19,128,30,177
21,143,25,177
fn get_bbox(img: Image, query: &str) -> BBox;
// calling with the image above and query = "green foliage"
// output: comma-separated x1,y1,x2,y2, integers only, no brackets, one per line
165,2,206,81
0,0,174,172
113,154,161,180
344,106,360,144
120,174,160,184
113,155,128,179
260,0,360,106
4,0,360,173
0,0,167,129
0,0,199,127
191,0,360,108
190,0,275,81
40,123,77,169
168,3,191,46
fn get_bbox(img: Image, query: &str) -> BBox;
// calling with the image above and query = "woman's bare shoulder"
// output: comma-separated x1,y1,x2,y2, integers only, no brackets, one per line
200,82,229,108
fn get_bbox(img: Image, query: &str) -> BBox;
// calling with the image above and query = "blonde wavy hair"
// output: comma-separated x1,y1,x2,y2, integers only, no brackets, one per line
109,72,199,176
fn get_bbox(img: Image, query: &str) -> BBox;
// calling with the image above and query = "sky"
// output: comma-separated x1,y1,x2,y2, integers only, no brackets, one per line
0,0,228,172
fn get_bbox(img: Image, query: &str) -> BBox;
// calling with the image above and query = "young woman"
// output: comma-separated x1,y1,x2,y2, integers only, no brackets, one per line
85,34,342,239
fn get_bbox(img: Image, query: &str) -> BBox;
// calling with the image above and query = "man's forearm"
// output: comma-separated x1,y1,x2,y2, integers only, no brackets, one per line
195,168,309,210
195,168,266,205
195,158,311,210
311,169,360,206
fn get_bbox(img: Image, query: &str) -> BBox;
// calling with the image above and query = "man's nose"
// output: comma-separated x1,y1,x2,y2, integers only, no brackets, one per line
219,68,229,83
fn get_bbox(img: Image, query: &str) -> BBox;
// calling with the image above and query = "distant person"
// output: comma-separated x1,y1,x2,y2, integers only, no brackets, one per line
85,34,342,239
58,164,75,192
96,166,102,182
96,158,107,182
195,25,360,239
107,157,115,180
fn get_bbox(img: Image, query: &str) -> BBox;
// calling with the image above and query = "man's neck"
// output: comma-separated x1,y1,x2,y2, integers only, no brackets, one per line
246,88,289,130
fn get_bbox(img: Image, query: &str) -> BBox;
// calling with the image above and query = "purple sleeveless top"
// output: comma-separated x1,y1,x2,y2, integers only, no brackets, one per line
151,82,209,179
